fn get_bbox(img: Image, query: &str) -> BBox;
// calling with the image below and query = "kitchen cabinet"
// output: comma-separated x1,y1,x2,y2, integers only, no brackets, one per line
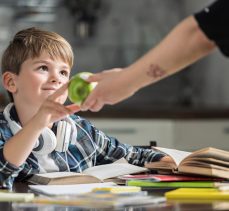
89,118,174,148
173,120,229,151
88,118,229,151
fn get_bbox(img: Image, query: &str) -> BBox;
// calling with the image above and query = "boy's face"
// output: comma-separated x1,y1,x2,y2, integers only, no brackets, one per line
10,51,71,108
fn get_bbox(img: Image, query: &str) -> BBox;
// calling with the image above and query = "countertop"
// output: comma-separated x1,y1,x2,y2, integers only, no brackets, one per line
78,107,229,119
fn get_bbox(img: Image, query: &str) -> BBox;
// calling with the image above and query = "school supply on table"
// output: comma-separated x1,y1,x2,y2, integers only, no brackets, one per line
92,186,141,194
146,147,229,179
0,191,34,202
29,182,117,196
165,188,229,201
31,185,165,209
28,158,147,185
32,194,165,209
29,182,165,209
119,174,225,182
127,180,226,188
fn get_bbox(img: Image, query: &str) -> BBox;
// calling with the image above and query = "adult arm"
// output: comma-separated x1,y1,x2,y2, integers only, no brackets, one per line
82,15,216,111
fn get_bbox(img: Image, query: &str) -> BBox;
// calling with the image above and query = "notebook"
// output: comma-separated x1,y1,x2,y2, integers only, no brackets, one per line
165,188,229,201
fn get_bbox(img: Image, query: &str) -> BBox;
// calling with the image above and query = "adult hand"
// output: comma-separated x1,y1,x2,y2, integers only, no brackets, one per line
81,68,137,111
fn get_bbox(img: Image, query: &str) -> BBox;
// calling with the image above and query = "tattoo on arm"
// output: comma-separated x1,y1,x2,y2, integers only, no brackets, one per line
146,64,166,80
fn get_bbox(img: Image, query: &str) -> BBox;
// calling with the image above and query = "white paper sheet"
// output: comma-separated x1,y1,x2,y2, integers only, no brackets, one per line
29,182,116,196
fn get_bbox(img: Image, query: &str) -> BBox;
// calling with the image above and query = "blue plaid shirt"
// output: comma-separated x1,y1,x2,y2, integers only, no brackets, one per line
0,108,165,189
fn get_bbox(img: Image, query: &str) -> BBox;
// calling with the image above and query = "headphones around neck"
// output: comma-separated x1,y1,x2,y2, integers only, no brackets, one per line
3,103,77,155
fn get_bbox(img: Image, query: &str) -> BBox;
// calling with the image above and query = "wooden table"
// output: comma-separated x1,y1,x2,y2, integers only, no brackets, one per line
1,183,227,211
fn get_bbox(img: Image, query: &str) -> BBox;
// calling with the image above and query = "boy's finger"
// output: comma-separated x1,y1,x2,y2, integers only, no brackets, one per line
49,83,69,100
66,104,81,112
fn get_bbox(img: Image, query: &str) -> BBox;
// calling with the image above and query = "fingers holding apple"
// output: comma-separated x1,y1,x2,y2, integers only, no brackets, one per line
68,72,97,106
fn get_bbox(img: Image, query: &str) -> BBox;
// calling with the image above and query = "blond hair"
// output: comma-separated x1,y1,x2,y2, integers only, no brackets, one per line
1,27,74,101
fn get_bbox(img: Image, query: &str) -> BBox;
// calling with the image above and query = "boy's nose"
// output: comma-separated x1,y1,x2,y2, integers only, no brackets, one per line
50,73,61,84
51,78,59,83
50,78,62,84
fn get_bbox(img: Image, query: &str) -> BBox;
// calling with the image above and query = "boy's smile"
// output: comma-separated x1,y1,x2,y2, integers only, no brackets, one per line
12,52,71,109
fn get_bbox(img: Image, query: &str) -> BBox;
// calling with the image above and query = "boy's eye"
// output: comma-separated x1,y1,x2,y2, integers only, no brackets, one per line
60,70,69,77
38,65,48,71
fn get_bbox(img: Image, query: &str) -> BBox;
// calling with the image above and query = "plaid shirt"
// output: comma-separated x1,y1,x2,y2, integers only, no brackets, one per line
0,108,165,189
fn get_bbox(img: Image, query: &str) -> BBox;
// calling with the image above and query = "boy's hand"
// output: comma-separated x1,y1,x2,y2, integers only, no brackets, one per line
144,156,174,168
66,104,80,112
33,83,80,129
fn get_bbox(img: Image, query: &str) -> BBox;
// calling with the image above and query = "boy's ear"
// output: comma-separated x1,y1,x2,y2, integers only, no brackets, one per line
2,72,17,93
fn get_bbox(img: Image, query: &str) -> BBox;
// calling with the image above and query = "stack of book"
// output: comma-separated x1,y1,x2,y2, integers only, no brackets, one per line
123,174,227,189
27,146,229,205
121,146,229,202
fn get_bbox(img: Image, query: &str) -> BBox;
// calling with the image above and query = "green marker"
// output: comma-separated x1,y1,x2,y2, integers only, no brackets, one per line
68,72,96,105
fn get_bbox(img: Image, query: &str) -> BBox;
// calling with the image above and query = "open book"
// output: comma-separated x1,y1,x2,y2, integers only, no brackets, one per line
28,158,148,185
145,147,229,179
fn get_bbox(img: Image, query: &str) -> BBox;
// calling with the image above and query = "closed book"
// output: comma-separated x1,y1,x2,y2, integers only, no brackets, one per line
165,188,229,201
119,174,224,182
127,180,219,188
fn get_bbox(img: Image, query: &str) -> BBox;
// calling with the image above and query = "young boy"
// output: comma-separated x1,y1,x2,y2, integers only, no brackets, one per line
0,28,169,189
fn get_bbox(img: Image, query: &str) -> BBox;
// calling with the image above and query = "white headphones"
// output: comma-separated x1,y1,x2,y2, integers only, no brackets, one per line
3,103,77,155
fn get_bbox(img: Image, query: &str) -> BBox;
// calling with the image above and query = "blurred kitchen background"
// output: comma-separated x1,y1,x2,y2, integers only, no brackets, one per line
0,0,228,150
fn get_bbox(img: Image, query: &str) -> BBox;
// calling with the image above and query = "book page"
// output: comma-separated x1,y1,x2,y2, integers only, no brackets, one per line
185,147,229,162
83,163,147,180
33,171,81,179
154,147,191,166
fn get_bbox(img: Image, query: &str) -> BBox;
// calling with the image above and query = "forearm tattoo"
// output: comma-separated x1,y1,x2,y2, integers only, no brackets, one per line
146,64,166,80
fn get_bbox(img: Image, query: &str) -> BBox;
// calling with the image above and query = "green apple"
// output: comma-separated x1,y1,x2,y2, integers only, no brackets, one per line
68,72,96,105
